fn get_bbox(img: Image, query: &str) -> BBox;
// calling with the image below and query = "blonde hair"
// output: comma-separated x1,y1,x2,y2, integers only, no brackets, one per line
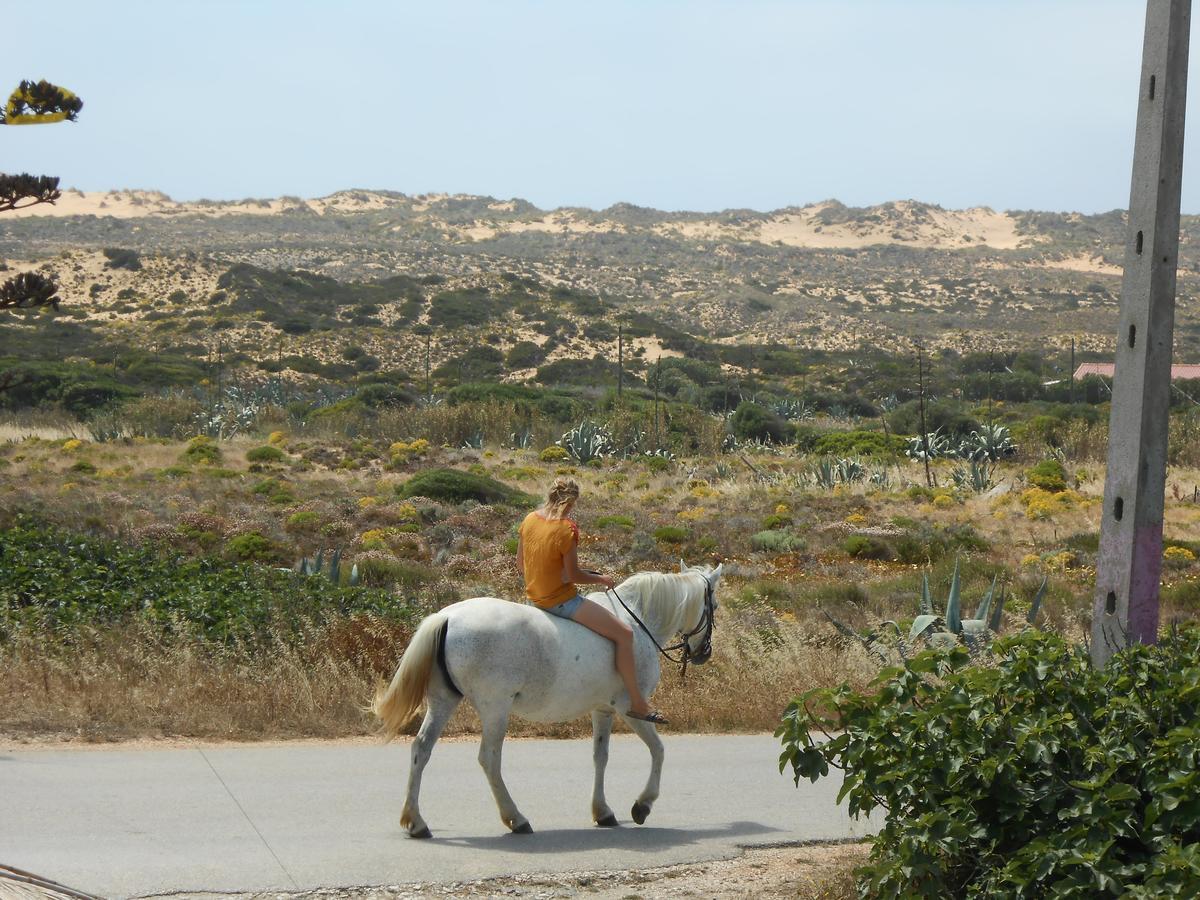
542,477,580,518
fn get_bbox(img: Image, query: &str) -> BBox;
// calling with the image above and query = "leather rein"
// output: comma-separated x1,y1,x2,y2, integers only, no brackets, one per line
605,574,716,680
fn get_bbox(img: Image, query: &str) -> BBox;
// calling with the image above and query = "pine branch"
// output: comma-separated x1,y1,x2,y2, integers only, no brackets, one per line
1,80,83,124
0,272,60,310
0,173,62,212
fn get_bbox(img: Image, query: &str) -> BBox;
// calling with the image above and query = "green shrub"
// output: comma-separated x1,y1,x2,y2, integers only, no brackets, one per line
246,445,286,464
813,429,908,459
762,513,793,530
354,556,436,590
397,468,535,506
69,460,97,474
224,532,276,562
1027,458,1068,492
738,579,796,609
780,628,1200,897
652,525,690,544
285,511,321,531
0,518,410,642
595,514,636,531
843,534,893,560
730,401,793,444
750,530,804,553
182,436,222,465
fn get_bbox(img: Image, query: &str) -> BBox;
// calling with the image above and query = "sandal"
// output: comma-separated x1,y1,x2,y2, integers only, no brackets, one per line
627,710,670,725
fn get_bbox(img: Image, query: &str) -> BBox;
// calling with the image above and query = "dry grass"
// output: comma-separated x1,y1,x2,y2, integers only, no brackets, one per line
0,608,879,743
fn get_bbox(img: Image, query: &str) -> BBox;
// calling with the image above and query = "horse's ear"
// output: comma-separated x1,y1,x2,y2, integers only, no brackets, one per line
679,558,688,572
711,562,724,580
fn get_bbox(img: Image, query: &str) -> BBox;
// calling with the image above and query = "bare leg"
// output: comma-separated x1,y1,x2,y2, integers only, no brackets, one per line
477,702,531,833
591,709,618,826
572,599,652,717
401,686,460,838
619,711,664,825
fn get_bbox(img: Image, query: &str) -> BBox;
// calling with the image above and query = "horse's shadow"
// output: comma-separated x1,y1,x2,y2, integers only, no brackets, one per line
437,819,780,854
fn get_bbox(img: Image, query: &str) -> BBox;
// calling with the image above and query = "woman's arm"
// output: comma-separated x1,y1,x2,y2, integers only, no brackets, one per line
563,543,615,590
516,532,525,580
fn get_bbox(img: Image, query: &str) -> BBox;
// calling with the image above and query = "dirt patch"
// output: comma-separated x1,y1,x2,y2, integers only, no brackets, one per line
144,841,869,900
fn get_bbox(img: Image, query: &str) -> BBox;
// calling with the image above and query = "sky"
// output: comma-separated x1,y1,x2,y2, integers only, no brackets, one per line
2,0,1195,213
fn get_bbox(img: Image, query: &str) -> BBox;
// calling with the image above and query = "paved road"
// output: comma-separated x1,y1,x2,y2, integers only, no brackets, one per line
0,735,870,899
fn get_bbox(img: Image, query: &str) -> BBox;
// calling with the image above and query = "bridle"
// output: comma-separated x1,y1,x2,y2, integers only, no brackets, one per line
607,573,717,680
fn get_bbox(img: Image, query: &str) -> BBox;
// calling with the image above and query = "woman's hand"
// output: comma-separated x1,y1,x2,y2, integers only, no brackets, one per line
597,573,615,591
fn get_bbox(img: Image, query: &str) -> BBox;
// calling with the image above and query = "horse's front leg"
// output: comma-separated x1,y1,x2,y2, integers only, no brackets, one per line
620,713,664,825
591,709,619,827
477,703,532,833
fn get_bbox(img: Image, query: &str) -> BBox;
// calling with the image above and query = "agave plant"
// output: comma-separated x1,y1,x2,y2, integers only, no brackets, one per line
906,428,953,461
909,559,1046,648
951,460,995,493
508,426,534,449
461,429,485,450
959,424,1017,462
559,420,613,464
869,467,891,487
811,458,837,489
833,457,866,484
295,548,360,587
771,398,816,421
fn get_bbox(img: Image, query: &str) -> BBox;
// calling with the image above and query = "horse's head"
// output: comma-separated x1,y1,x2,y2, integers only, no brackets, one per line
678,559,723,666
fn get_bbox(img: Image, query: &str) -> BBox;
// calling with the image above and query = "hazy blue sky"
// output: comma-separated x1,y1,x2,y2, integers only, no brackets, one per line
3,1,1195,212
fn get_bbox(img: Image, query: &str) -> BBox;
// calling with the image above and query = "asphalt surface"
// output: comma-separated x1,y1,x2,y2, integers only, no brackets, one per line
0,735,870,899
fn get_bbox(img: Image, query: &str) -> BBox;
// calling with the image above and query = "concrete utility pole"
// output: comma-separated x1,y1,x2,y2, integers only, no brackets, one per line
1092,0,1190,667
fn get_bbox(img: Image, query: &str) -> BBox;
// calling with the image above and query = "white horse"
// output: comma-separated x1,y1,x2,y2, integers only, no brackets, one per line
372,561,723,838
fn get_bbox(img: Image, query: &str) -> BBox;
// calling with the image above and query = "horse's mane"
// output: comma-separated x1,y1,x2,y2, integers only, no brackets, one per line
615,570,707,638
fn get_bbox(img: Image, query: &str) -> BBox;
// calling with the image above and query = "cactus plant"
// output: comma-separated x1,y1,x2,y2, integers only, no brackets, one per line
559,420,613,464
295,548,359,586
910,561,1046,645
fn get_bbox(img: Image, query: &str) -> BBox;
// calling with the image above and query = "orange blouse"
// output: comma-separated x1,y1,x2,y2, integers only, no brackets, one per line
519,511,580,608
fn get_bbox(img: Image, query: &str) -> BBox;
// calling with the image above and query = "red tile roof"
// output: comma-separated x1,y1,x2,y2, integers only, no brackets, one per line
1074,363,1200,380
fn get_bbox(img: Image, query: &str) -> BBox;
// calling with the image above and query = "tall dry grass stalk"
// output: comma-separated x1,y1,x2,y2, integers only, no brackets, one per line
0,609,878,742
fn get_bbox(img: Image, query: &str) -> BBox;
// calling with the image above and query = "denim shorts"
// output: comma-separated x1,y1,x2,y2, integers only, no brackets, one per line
544,593,586,620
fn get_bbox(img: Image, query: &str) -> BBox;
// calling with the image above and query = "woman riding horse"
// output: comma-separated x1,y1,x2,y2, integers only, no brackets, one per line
517,477,668,725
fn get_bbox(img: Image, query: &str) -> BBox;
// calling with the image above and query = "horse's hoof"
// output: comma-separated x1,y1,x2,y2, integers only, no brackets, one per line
631,802,650,825
409,826,433,840
512,821,534,835
596,814,620,828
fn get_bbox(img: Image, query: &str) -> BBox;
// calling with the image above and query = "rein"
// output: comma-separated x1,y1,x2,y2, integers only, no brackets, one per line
605,574,715,680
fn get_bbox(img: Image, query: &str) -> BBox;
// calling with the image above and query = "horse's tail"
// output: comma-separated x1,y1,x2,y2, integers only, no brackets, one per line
372,611,449,741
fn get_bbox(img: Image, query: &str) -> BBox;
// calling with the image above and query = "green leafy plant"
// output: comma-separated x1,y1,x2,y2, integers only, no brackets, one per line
396,468,535,506
295,548,359,587
778,627,1200,897
559,420,613,464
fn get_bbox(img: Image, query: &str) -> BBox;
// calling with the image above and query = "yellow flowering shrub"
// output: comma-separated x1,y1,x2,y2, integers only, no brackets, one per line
676,507,708,522
396,502,419,522
845,512,868,525
690,483,717,499
932,494,956,510
775,503,791,515
1020,553,1042,569
357,496,380,509
61,439,84,452
268,431,287,445
1165,546,1196,565
1020,488,1085,520
540,446,570,462
390,438,430,460
360,529,391,551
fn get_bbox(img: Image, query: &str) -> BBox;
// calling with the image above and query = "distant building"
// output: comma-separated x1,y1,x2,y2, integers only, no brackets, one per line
1073,363,1200,380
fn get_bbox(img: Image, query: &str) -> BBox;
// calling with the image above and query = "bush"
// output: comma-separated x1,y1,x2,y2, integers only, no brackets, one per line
0,519,409,642
224,532,276,562
730,401,793,444
102,247,142,271
779,628,1200,897
396,468,535,506
540,445,570,462
813,430,908,459
182,436,222,465
750,530,805,554
595,514,636,531
246,445,286,464
652,525,690,544
1027,458,1069,492
843,534,893,560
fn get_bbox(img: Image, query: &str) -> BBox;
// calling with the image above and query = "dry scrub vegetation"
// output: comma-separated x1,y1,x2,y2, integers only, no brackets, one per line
2,423,1199,743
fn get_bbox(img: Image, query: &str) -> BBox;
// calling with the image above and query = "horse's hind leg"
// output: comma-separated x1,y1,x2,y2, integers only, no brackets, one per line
401,684,459,839
620,713,664,825
477,703,531,834
591,709,619,826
